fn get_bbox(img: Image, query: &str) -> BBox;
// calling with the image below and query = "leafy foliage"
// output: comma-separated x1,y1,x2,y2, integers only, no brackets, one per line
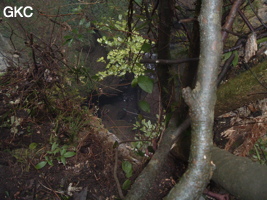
35,142,76,169
95,15,154,79
122,160,133,190
132,115,166,155
250,137,267,165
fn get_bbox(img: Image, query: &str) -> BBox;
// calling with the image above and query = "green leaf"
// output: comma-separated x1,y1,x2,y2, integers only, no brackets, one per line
257,37,267,44
137,75,153,93
35,161,47,169
63,152,76,158
45,156,53,166
85,22,91,28
47,159,54,166
122,161,133,178
61,157,66,165
29,142,37,150
131,77,138,87
64,35,72,40
222,52,232,63
232,51,239,67
51,142,58,151
60,148,67,156
72,5,82,13
52,149,60,155
141,43,152,52
138,100,150,113
91,75,99,80
122,179,131,190
79,18,86,26
134,0,142,6
66,39,74,46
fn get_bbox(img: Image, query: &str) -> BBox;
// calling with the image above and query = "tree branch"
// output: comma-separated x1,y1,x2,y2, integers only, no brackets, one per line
140,57,199,64
222,0,244,42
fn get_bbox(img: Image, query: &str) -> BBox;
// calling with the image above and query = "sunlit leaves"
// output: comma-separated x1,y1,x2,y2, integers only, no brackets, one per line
95,16,154,80
132,115,166,154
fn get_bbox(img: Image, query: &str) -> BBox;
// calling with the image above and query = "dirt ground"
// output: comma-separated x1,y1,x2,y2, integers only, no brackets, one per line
0,102,241,200
0,121,186,200
0,124,113,199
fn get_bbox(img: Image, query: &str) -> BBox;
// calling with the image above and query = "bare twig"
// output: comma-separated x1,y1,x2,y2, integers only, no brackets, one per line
247,92,267,96
140,57,199,64
30,34,38,71
222,0,244,42
38,180,64,199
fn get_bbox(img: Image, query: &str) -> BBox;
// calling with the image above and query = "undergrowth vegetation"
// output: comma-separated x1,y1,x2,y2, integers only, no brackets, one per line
0,49,92,168
0,1,104,169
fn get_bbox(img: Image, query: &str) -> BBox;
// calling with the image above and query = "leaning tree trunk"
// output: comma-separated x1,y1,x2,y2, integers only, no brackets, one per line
171,144,267,200
211,146,267,200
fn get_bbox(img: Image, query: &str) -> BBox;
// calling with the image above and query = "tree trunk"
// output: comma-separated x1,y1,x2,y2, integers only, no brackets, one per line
171,145,267,200
164,0,223,199
211,146,267,200
156,0,174,111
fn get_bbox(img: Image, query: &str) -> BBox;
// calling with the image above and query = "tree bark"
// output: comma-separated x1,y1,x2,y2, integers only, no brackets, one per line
171,145,267,200
165,0,223,199
156,0,174,111
221,0,245,42
211,146,267,200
